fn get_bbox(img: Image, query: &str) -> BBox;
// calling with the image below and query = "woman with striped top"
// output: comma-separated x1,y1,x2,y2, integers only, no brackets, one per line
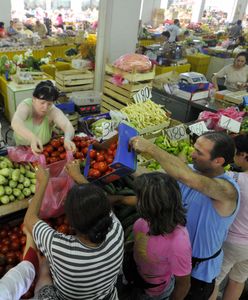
24,161,124,300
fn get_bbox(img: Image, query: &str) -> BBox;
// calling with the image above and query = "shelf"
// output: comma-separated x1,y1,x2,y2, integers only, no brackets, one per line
0,198,30,218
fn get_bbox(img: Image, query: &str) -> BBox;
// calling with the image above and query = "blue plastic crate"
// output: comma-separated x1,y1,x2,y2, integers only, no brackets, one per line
55,101,75,114
84,123,138,185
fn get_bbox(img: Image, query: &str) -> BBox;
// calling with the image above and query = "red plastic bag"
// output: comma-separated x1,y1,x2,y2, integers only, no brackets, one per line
38,152,74,219
7,146,75,218
7,146,40,163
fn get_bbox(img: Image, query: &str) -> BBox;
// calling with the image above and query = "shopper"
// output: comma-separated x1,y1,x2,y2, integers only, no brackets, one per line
161,30,171,53
11,80,76,155
6,20,17,36
129,132,240,300
167,19,180,42
0,226,39,300
228,20,242,39
131,172,192,300
56,13,64,30
210,134,248,300
33,19,47,38
24,161,124,300
212,51,248,91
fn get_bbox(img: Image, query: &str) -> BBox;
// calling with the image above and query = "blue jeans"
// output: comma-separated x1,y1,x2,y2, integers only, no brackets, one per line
136,276,175,300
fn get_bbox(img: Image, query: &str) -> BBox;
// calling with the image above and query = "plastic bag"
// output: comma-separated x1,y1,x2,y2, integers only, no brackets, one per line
113,53,152,73
8,146,74,218
39,152,74,219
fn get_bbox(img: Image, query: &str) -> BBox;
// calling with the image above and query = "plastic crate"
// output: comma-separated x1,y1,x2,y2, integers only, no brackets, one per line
155,64,191,75
186,54,211,75
55,101,75,114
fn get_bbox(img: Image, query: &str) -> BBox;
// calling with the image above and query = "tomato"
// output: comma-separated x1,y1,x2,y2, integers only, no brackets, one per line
0,253,6,266
113,149,117,157
92,162,100,170
11,239,20,251
96,154,105,162
20,236,26,245
43,151,49,158
88,168,101,178
107,149,114,156
60,152,66,160
1,245,9,254
0,228,8,239
109,142,117,151
80,141,87,148
106,156,114,164
46,157,51,164
6,252,17,265
51,151,60,157
82,147,88,155
105,170,113,175
74,152,83,159
51,139,61,148
90,159,96,166
58,146,65,153
9,233,19,241
46,145,54,153
49,157,58,164
2,238,10,246
73,136,81,142
98,162,108,173
89,149,97,159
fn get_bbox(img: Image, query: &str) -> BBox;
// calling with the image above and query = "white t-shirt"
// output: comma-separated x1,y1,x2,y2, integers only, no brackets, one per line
215,64,248,91
167,24,180,42
0,261,35,300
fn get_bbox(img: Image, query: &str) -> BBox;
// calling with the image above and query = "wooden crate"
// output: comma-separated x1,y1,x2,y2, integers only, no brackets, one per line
55,69,94,92
105,64,155,82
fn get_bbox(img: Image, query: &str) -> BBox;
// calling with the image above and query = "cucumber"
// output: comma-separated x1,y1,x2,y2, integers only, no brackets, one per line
122,175,135,190
115,188,135,196
102,183,116,195
115,206,137,222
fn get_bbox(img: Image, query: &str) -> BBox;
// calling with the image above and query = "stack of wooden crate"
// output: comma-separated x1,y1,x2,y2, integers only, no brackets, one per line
55,69,94,93
101,64,155,113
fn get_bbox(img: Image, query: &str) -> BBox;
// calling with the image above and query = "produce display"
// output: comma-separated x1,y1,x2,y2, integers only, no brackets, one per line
0,156,36,205
42,136,95,164
0,214,73,298
87,141,118,179
138,135,194,171
120,100,170,131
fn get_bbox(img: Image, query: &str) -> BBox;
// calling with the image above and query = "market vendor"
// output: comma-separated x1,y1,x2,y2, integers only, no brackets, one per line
11,80,76,155
212,52,248,92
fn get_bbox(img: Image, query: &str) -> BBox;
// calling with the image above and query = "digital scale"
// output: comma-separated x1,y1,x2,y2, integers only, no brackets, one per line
69,91,101,116
179,72,208,85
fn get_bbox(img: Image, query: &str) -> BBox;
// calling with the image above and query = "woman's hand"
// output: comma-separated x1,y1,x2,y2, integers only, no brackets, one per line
64,139,76,153
31,136,43,155
34,165,49,184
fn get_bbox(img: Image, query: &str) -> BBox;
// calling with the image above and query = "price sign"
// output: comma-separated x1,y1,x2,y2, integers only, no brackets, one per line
133,86,152,104
102,122,115,139
188,121,209,136
166,124,188,141
219,115,241,133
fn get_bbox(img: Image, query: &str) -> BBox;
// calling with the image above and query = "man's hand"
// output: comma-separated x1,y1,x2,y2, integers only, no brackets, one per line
34,165,49,184
64,139,76,153
30,137,43,155
65,160,88,184
130,136,153,154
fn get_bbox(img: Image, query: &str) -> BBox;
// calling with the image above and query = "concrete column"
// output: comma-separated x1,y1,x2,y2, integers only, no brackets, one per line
229,0,248,23
191,0,206,23
94,0,142,91
141,0,162,25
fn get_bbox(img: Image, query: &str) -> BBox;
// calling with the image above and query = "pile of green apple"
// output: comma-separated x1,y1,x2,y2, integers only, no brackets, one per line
0,156,36,205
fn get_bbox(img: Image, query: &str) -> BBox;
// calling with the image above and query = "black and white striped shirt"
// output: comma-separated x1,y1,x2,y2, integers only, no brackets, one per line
33,215,124,300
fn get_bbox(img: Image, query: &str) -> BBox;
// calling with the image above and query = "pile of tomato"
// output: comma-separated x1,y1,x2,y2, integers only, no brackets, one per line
87,141,118,179
0,223,26,278
42,136,95,164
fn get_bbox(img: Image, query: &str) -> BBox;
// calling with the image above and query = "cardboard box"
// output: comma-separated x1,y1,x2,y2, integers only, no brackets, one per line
174,89,209,101
84,123,138,185
224,91,248,105
215,90,233,101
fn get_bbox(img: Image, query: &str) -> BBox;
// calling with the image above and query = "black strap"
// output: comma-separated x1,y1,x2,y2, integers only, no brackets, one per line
192,248,222,269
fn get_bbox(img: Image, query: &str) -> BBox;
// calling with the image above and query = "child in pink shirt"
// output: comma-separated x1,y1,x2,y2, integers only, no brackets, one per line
132,172,192,299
